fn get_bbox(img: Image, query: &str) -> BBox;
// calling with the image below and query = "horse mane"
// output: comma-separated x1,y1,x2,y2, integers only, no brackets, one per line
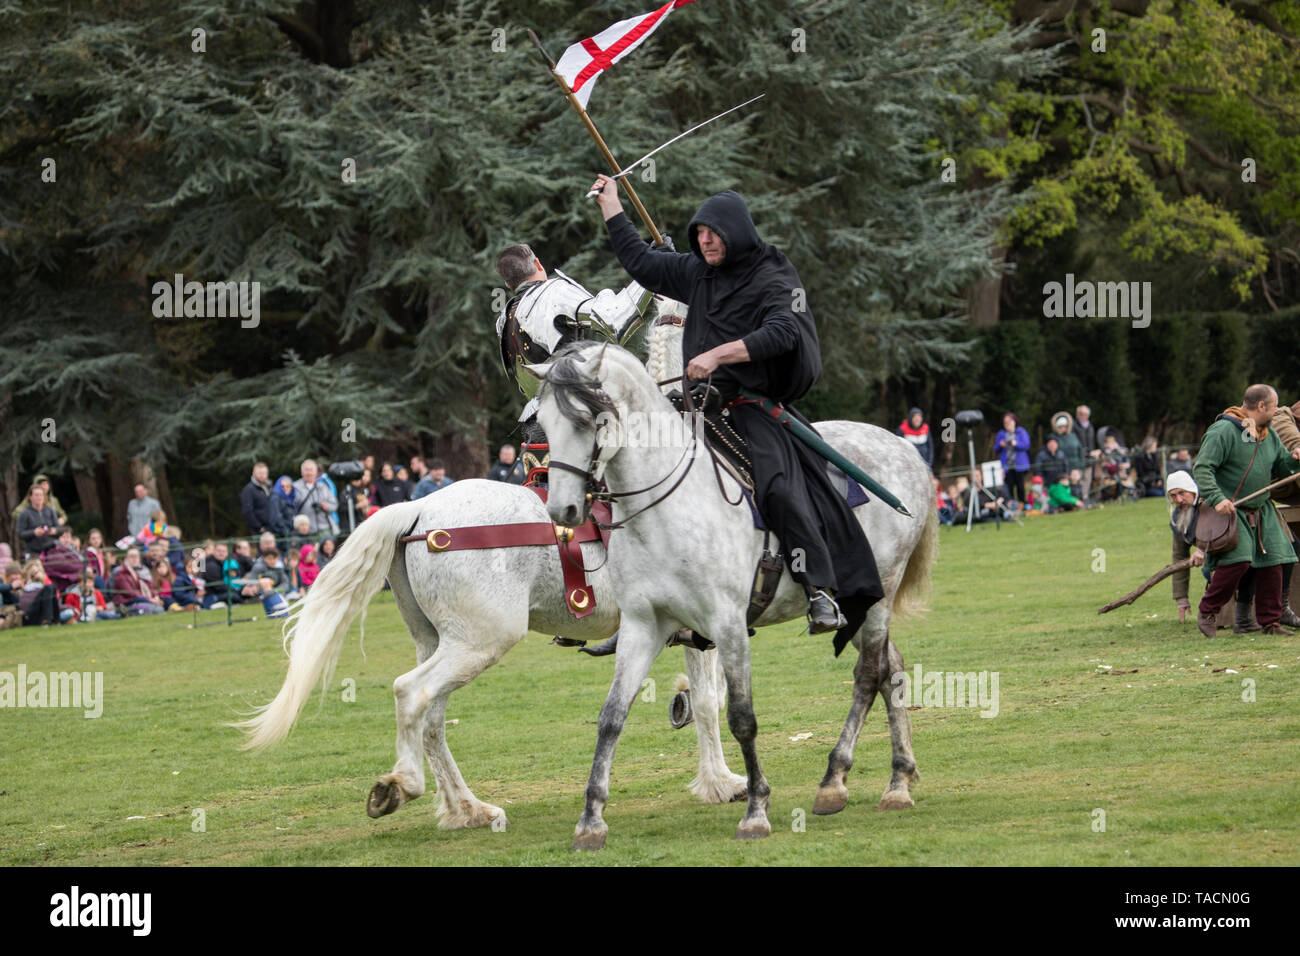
543,341,618,425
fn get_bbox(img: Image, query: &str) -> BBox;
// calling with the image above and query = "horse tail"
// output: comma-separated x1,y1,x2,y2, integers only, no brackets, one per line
892,490,938,622
233,500,424,751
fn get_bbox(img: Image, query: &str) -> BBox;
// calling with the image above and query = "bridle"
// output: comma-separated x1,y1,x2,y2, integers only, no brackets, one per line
546,373,707,532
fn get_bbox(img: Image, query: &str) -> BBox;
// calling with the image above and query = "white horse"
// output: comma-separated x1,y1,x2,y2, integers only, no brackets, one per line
236,323,745,828
532,341,937,849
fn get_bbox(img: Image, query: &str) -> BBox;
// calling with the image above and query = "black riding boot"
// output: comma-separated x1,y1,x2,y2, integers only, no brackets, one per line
806,586,847,635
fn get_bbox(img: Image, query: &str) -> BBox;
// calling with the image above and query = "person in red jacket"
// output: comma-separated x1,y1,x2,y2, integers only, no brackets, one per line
897,407,934,471
64,569,122,621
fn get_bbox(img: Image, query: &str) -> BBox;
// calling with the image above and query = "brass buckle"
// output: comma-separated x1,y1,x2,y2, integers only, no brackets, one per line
554,524,575,543
568,588,590,611
427,529,452,551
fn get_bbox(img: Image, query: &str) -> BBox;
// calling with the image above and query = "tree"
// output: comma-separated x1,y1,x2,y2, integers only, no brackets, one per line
1,0,1050,537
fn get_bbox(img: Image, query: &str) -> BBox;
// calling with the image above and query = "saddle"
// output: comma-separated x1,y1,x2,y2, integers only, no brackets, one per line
667,382,754,490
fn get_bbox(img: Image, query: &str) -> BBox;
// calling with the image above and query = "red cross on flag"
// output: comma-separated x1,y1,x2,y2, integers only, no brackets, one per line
554,0,698,110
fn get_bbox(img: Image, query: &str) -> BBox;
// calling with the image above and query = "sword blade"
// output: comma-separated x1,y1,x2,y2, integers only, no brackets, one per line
585,93,765,198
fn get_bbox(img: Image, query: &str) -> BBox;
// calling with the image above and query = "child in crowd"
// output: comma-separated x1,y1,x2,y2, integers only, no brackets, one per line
1025,475,1052,513
64,569,122,622
1,562,26,606
318,537,338,568
19,561,74,626
298,544,321,590
1048,473,1082,512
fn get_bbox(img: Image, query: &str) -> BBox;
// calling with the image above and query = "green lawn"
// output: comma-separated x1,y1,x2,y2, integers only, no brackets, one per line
2,497,1296,865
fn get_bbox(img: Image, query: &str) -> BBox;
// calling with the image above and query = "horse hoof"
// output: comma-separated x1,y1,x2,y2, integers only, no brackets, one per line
812,783,849,815
877,789,914,811
572,826,608,851
735,818,771,840
367,780,405,818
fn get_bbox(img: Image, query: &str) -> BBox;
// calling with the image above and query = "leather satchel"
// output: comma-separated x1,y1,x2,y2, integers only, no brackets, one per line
1195,440,1259,554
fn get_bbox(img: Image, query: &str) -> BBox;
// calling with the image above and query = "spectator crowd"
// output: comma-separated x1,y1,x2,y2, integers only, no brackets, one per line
2,445,534,630
893,404,1186,527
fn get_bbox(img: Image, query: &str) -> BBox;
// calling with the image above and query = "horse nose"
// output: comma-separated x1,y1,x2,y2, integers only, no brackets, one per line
561,504,581,527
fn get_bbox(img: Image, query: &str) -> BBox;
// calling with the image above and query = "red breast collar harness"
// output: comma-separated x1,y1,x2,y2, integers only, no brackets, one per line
396,485,610,618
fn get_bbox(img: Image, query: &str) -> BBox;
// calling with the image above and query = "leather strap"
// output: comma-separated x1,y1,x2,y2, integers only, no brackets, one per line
395,486,610,618
746,532,785,627
1229,439,1260,506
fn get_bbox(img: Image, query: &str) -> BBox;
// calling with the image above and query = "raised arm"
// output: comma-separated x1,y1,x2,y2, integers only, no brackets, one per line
591,175,700,302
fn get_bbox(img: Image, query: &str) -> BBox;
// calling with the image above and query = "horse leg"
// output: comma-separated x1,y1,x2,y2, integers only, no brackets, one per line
573,620,662,851
813,613,886,815
717,633,771,839
420,650,508,830
876,637,919,811
367,651,435,818
368,635,513,820
684,645,747,804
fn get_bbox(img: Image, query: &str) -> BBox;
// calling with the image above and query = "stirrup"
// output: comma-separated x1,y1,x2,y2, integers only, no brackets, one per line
807,588,847,635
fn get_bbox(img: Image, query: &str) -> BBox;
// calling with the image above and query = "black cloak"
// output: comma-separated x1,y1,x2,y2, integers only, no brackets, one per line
606,194,883,651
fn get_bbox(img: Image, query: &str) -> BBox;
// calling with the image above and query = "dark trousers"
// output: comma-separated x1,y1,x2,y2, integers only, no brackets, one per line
1005,469,1026,504
1201,562,1285,626
1237,563,1295,614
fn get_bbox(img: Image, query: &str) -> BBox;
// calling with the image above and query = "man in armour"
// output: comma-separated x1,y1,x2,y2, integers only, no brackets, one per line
495,243,674,437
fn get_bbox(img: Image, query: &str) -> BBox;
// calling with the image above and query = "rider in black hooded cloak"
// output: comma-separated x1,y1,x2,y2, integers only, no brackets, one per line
591,175,884,644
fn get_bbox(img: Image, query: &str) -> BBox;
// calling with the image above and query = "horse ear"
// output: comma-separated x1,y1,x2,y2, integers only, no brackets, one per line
521,361,551,382
591,342,610,378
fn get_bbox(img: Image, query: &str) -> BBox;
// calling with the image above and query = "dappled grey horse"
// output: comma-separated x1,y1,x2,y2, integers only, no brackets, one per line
533,341,936,849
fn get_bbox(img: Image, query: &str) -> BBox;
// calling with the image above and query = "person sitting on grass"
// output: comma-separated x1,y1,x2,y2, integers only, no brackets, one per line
1025,475,1052,513
1,563,24,606
64,569,122,622
1048,473,1082,512
298,543,321,590
199,541,238,608
250,547,290,592
19,561,75,625
41,529,85,594
150,559,191,612
933,477,953,526
111,548,166,615
285,548,302,599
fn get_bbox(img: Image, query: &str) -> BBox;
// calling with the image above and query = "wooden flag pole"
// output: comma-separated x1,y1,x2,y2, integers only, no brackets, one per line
527,29,665,246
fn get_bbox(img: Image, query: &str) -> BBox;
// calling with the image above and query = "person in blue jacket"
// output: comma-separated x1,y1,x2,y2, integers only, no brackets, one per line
995,412,1032,505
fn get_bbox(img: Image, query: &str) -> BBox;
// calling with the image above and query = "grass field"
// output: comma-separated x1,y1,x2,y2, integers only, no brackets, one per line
2,497,1297,866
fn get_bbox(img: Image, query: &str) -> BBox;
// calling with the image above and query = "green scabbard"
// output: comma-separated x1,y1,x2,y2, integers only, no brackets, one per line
738,389,914,518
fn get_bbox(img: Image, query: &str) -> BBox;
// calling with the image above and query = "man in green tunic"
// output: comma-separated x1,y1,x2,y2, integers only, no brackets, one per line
1194,384,1300,637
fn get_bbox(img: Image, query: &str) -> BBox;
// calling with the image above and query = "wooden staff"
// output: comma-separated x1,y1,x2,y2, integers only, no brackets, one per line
527,29,665,246
1098,558,1193,614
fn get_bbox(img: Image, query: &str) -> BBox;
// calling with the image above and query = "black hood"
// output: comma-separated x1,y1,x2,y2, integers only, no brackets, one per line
678,189,821,404
687,190,763,270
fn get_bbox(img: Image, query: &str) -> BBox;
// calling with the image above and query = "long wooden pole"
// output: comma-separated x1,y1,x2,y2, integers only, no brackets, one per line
527,30,664,246
1229,469,1300,509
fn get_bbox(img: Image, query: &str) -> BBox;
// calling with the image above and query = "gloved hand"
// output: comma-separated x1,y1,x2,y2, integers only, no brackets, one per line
651,234,675,252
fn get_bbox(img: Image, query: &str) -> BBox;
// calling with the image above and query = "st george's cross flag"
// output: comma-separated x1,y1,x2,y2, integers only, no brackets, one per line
554,0,698,110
